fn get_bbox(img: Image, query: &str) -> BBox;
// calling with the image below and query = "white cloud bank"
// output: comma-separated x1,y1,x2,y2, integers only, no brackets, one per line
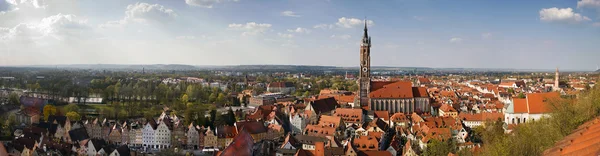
577,0,600,9
336,17,374,28
228,22,272,36
449,37,463,43
100,3,177,28
287,27,310,34
0,13,90,44
539,7,590,23
281,11,300,17
185,0,239,8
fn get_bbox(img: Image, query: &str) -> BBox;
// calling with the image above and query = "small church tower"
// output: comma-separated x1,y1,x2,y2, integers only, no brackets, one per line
553,67,560,91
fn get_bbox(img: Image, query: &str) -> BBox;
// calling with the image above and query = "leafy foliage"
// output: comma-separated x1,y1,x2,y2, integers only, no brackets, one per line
479,86,600,156
66,111,81,121
43,105,57,121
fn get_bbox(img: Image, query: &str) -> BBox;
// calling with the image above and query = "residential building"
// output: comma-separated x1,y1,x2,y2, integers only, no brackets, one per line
267,82,296,94
216,125,237,148
290,112,307,134
204,127,217,148
142,119,157,149
505,92,561,125
187,123,200,149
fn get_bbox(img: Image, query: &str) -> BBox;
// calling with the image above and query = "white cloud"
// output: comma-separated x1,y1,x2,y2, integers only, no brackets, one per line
185,0,239,8
577,0,600,9
335,17,374,28
593,22,600,27
449,37,463,43
287,27,310,34
281,11,300,17
0,0,47,15
228,22,272,36
0,13,90,44
539,7,590,23
185,0,220,8
330,34,351,40
277,33,293,38
5,0,47,9
481,32,492,39
313,24,333,29
100,3,177,28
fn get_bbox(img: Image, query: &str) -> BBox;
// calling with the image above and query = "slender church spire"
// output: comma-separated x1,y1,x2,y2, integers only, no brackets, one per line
363,19,368,37
362,19,370,45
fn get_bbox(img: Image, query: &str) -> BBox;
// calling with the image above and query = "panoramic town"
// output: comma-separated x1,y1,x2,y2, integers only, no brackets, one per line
1,0,600,156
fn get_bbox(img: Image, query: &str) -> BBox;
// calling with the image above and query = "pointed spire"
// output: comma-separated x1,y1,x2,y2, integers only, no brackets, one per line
364,18,368,30
363,18,368,39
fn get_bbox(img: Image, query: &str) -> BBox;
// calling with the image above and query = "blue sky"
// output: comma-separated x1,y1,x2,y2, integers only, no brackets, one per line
0,0,599,70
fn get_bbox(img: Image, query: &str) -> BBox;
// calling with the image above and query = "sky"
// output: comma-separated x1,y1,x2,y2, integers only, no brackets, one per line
0,0,599,70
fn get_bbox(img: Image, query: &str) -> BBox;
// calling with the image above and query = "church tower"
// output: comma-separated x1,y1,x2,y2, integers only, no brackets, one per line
554,67,560,91
358,20,371,107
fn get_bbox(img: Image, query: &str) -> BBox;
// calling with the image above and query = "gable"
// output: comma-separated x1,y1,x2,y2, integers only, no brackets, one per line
282,142,295,149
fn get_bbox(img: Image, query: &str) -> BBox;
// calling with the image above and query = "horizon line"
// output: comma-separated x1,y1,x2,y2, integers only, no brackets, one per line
0,64,596,72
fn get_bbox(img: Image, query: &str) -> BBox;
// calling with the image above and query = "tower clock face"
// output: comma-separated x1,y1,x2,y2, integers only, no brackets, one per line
362,67,368,72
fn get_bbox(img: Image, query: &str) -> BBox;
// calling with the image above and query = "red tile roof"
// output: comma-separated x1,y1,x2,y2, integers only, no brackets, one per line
413,87,429,98
373,111,390,121
544,117,600,156
369,81,414,99
318,115,342,128
513,92,561,114
219,129,254,156
370,81,396,91
353,136,379,151
304,124,336,137
391,113,409,123
527,92,560,114
418,78,431,84
513,98,528,113
334,108,363,123
440,104,457,112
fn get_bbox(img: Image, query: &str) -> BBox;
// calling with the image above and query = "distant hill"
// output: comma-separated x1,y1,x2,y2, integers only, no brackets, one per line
22,64,199,71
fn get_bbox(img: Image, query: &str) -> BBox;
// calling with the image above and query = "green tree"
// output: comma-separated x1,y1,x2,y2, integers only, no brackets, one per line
423,139,457,156
43,105,57,121
9,93,20,105
517,92,526,98
63,104,80,113
480,86,600,156
184,107,194,125
303,91,310,97
66,111,81,121
216,93,226,105
507,88,515,94
208,93,217,103
181,94,189,105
